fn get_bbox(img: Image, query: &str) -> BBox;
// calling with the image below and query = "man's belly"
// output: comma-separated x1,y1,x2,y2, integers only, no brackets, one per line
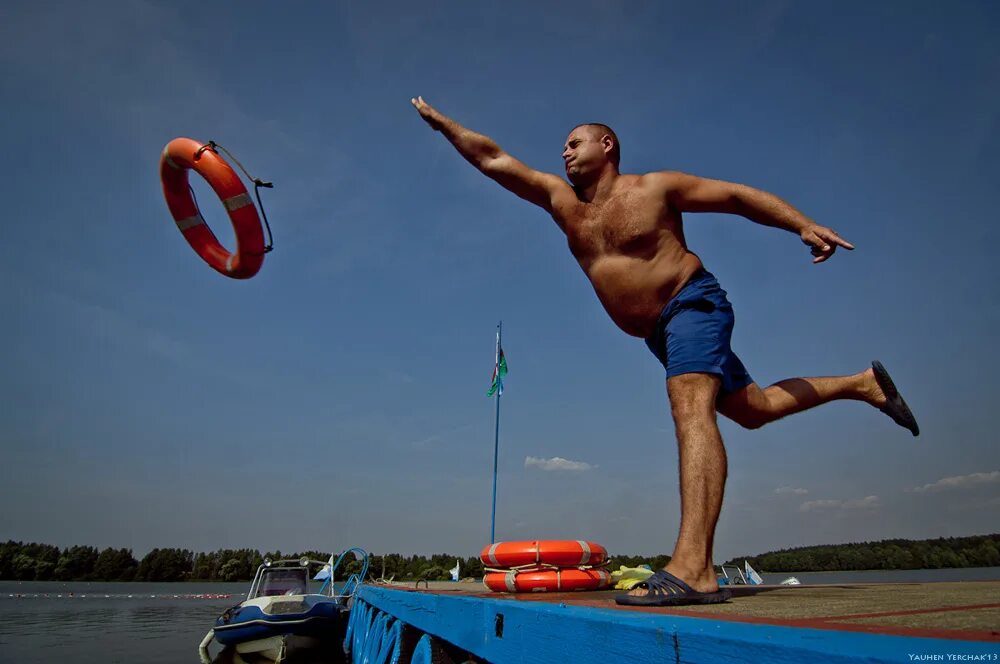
586,254,703,338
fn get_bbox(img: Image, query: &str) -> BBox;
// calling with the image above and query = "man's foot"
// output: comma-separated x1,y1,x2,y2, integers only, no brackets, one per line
868,361,919,436
614,569,731,606
623,564,719,599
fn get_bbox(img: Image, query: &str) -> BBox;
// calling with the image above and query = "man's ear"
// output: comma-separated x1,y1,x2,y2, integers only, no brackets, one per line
601,135,614,156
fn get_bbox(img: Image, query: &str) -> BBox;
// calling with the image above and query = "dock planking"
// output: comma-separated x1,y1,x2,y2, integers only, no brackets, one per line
355,581,1000,663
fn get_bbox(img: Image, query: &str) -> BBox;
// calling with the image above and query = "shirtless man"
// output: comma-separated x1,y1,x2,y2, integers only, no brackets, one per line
411,96,919,606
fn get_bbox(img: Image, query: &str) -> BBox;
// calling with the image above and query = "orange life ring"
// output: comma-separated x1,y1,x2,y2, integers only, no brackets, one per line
483,568,610,593
480,540,607,568
160,137,265,279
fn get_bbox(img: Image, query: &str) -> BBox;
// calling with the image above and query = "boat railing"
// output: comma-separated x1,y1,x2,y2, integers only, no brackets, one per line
319,547,370,601
245,547,371,600
717,564,748,585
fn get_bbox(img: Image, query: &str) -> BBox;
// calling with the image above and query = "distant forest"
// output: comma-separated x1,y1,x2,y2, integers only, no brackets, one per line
722,533,1000,573
0,542,484,583
1,534,997,582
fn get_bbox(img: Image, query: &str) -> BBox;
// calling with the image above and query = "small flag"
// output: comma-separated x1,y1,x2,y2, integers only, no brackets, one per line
313,554,335,580
745,560,764,586
487,346,507,397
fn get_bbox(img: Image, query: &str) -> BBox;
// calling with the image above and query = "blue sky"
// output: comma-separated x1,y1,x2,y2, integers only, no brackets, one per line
1,1,998,562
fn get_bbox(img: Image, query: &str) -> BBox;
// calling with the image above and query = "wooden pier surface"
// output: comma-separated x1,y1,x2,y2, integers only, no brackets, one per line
384,579,1000,641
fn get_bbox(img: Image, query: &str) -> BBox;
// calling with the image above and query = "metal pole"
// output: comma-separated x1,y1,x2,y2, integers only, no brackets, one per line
490,321,502,544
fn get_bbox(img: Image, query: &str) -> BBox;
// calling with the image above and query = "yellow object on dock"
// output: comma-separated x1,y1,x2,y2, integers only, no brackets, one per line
610,564,654,590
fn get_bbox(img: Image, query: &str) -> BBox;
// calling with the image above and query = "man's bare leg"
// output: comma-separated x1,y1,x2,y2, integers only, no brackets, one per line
629,372,726,596
717,366,887,430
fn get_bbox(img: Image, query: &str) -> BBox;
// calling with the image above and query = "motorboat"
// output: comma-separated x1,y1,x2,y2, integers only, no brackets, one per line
717,563,749,586
199,548,368,663
717,560,764,586
718,561,801,586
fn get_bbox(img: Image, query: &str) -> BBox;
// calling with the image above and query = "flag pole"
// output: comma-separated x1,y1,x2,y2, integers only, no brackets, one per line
490,321,502,544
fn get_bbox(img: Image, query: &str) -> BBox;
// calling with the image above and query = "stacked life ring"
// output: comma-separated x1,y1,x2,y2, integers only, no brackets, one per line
160,137,268,279
480,540,611,593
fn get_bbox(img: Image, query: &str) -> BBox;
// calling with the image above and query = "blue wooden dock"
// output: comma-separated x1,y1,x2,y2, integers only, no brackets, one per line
345,581,1000,663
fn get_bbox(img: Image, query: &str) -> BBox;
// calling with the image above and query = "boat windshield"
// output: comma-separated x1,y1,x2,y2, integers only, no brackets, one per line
257,568,310,597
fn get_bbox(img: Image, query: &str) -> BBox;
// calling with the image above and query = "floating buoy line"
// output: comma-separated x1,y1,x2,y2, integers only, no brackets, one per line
4,592,241,600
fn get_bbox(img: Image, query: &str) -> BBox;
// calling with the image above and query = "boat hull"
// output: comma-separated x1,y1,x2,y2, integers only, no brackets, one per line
232,634,326,661
214,595,347,647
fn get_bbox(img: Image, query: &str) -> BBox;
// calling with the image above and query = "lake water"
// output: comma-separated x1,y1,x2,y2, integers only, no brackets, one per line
0,581,248,663
2,569,999,663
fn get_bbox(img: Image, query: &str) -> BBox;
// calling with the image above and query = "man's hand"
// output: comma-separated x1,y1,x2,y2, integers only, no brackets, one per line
411,96,444,131
800,224,855,264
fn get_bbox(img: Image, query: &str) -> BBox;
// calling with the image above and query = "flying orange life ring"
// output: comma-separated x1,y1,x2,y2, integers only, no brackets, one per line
483,568,610,593
160,137,266,279
480,540,607,568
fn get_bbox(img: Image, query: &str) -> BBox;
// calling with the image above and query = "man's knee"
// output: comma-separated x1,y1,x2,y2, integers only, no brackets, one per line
730,411,767,430
717,384,771,430
671,397,716,425
668,373,720,423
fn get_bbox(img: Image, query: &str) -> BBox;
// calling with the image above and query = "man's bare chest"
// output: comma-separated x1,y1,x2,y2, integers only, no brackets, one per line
562,193,668,259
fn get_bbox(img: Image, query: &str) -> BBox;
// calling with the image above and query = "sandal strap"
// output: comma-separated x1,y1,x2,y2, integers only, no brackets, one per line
635,570,694,597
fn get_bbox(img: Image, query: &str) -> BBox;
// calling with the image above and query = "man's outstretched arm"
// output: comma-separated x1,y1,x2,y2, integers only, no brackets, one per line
411,96,568,215
657,171,855,264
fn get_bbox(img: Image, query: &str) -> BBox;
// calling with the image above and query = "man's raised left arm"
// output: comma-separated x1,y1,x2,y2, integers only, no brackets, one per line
656,171,854,264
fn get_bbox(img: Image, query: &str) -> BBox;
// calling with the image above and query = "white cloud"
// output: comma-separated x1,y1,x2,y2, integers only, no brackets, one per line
907,471,1000,494
799,496,880,512
774,486,808,495
799,499,841,512
386,370,416,384
410,424,471,448
410,435,441,448
524,456,595,472
842,496,881,509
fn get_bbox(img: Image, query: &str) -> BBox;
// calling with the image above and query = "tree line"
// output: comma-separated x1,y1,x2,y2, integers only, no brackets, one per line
724,533,1000,572
0,541,486,583
2,533,997,582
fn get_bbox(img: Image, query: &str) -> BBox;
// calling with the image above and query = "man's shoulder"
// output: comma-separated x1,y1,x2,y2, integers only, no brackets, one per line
637,170,686,183
630,171,682,194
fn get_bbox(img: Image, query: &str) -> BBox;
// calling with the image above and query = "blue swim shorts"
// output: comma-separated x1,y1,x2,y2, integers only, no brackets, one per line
645,269,753,394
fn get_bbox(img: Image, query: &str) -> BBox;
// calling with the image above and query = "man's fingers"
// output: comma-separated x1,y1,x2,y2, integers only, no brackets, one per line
812,247,836,264
805,230,837,264
804,232,829,253
812,244,836,264
818,228,855,251
823,232,854,251
804,225,854,264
